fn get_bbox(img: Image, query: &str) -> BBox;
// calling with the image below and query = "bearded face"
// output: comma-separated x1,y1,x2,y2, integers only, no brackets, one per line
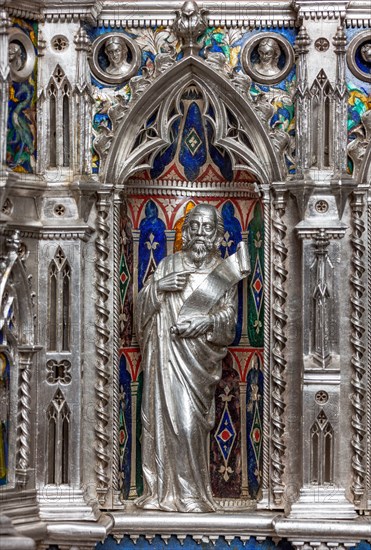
182,208,220,264
184,234,216,263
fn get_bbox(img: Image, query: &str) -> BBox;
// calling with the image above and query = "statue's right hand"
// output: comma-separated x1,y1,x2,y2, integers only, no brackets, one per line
157,271,189,292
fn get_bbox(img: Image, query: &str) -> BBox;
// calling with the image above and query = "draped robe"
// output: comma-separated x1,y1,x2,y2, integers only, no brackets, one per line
135,251,237,513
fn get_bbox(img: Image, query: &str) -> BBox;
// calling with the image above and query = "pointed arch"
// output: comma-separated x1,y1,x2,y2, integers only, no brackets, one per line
46,66,72,169
104,56,283,186
46,389,70,485
310,70,334,170
48,247,71,352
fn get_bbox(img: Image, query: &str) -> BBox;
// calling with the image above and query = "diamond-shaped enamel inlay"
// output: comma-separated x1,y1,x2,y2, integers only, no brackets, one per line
250,255,264,317
215,404,236,462
185,128,202,156
250,403,262,464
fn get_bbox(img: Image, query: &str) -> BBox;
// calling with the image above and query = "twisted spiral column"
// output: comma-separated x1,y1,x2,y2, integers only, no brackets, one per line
261,185,271,492
350,192,367,505
16,347,38,486
271,190,288,505
95,192,112,503
112,193,122,502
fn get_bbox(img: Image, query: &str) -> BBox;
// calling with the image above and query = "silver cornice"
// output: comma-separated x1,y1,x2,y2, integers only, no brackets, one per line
6,0,371,27
293,1,349,20
97,1,296,28
4,0,44,21
4,226,94,241
124,179,259,198
346,0,371,26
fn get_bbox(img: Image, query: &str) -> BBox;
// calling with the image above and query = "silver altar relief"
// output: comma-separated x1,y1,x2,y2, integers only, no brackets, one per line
1,0,371,547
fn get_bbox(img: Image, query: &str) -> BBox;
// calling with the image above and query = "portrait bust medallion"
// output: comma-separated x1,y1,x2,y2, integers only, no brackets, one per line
104,35,131,76
360,42,371,64
9,42,25,72
8,28,36,83
241,32,294,85
89,33,141,86
347,31,371,83
254,38,281,76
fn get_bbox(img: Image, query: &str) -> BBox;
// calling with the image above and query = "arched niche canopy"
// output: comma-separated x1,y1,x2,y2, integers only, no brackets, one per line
103,56,283,187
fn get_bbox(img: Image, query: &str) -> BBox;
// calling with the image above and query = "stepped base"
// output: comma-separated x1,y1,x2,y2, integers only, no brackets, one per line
290,487,357,519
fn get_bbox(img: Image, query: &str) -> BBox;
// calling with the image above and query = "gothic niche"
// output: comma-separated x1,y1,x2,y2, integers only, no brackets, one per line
48,247,71,352
117,84,265,504
46,66,72,170
46,389,70,485
310,70,334,169
310,410,334,485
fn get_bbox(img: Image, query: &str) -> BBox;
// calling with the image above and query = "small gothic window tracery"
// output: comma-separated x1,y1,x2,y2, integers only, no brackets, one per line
310,410,334,485
46,66,72,169
46,389,70,485
310,70,334,169
48,247,71,352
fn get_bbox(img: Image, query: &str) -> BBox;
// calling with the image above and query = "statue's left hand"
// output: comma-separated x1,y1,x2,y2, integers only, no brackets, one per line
176,316,213,338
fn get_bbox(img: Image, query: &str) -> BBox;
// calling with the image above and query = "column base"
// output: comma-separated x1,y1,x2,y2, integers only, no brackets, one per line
289,486,357,519
38,486,99,521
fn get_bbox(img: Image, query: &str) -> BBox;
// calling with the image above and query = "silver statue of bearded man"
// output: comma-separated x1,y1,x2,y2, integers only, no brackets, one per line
135,203,249,513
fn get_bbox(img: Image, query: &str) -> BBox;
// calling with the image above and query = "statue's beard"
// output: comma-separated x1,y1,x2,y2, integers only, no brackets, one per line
184,237,216,264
